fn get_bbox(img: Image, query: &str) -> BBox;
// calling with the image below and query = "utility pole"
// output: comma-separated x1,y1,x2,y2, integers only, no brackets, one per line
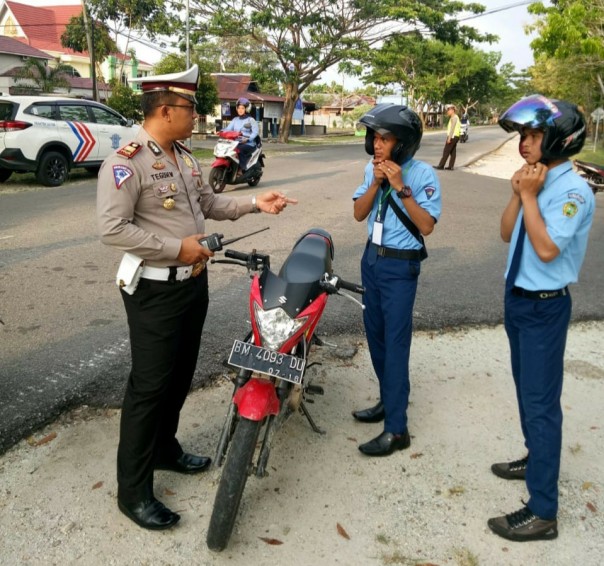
80,0,98,101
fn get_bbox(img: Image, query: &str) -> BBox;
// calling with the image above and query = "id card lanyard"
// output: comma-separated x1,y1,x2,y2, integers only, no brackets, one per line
371,162,411,246
371,185,392,245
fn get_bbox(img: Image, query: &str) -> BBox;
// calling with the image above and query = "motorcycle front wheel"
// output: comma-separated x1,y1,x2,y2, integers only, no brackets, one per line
206,417,262,551
209,167,227,193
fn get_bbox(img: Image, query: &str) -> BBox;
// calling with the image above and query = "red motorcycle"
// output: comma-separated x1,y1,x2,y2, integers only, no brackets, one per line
206,228,364,551
574,159,604,194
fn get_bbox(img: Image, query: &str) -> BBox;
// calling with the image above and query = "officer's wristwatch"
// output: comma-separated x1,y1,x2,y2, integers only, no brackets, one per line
398,185,413,199
252,195,260,213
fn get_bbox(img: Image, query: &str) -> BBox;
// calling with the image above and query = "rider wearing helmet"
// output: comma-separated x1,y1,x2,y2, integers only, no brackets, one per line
488,95,595,542
351,104,441,457
222,97,259,173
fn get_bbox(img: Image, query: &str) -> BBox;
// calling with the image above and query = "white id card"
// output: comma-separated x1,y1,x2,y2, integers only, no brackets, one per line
371,221,383,245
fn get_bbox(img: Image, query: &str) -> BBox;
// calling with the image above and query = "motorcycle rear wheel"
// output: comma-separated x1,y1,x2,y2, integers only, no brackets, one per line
247,176,260,187
209,167,227,193
206,417,262,551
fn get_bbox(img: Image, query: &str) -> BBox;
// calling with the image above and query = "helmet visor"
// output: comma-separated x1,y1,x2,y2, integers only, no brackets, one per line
499,95,562,132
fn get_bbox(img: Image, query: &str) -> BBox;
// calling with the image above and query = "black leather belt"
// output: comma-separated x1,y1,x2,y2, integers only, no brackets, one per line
512,286,569,300
369,242,422,260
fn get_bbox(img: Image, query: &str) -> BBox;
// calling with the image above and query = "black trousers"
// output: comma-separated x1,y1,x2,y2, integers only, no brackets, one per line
438,136,460,169
238,144,254,171
117,270,209,504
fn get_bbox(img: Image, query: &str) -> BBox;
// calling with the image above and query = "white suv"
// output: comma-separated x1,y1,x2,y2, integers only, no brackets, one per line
0,95,139,186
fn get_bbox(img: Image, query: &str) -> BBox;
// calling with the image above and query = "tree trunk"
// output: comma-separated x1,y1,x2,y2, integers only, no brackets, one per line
278,82,299,144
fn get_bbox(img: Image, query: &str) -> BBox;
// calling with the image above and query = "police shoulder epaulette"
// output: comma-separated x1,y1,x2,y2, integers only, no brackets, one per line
174,140,192,154
117,142,143,159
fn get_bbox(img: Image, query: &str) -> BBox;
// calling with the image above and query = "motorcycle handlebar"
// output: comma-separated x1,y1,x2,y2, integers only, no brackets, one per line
338,279,365,295
319,275,364,295
224,249,249,262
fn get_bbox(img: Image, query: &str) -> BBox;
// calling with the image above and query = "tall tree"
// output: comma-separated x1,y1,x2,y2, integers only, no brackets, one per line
153,54,220,117
191,0,491,142
61,15,118,61
527,0,604,102
14,59,72,94
191,36,283,95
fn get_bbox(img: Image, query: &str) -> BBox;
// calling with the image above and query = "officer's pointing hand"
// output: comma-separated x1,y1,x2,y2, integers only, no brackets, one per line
256,191,298,214
178,234,214,265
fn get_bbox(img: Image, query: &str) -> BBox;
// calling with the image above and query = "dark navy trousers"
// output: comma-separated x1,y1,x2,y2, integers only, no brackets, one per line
361,244,420,434
504,289,571,519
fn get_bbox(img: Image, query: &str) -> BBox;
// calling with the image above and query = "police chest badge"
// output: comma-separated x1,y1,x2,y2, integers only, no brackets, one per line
152,161,165,170
562,202,578,218
163,197,176,210
113,165,134,189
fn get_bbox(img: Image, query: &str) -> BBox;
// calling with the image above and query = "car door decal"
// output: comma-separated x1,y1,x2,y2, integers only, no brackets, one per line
67,121,96,162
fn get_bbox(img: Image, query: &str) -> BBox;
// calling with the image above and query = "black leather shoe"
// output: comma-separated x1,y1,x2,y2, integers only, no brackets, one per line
352,401,385,423
433,165,444,170
156,452,212,474
118,498,180,530
358,431,410,456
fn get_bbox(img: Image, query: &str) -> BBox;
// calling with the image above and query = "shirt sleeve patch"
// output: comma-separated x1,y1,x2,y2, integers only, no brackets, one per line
113,165,134,189
424,187,436,199
562,201,579,217
567,191,586,204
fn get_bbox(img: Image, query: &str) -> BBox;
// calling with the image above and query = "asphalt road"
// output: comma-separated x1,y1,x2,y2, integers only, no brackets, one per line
1,126,602,454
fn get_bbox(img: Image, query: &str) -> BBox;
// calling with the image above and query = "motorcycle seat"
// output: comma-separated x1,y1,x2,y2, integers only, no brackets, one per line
575,159,604,171
279,235,333,284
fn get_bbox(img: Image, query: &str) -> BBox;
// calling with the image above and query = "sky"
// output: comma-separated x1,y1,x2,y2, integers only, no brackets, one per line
27,0,539,85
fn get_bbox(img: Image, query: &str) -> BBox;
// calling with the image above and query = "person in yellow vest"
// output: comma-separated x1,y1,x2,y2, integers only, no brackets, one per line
435,104,461,170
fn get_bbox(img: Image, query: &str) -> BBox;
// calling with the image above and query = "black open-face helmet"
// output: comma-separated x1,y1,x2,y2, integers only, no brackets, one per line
359,104,423,164
498,94,586,161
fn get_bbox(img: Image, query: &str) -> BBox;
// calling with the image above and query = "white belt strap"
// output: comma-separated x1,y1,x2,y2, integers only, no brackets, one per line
141,265,194,282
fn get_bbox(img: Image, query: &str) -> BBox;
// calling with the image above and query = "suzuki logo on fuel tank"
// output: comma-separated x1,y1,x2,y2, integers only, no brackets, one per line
278,296,287,304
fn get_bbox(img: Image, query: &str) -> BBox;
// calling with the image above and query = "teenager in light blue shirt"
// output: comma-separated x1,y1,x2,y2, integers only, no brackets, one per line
351,104,441,458
489,95,595,543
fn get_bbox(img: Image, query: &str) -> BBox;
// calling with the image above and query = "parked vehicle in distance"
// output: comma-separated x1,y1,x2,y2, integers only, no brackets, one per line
0,95,139,186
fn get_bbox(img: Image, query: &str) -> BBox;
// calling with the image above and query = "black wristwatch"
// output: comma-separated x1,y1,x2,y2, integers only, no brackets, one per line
398,185,412,199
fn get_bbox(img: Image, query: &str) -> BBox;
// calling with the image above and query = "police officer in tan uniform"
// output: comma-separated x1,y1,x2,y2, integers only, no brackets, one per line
97,65,296,531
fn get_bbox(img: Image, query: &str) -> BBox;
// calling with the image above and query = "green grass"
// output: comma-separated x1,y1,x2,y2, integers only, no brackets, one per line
191,148,215,161
575,145,604,163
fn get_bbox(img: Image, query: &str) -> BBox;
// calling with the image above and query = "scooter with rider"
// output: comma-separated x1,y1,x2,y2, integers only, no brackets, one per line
209,97,265,193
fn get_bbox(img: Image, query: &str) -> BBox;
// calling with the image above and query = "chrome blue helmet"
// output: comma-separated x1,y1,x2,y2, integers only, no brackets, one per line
499,94,586,160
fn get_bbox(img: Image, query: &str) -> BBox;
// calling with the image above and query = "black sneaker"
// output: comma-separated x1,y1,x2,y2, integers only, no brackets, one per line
491,456,528,480
488,505,558,542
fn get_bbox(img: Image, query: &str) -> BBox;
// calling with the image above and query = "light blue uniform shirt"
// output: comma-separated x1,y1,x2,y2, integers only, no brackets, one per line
353,158,442,249
223,115,259,147
506,161,595,290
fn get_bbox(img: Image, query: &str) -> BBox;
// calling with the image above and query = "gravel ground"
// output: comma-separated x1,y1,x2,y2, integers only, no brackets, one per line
1,140,602,566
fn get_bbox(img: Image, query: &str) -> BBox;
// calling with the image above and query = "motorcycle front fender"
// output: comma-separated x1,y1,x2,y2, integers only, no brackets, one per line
211,157,231,168
233,378,280,421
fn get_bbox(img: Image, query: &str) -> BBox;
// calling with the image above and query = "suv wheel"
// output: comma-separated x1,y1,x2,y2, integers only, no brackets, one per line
0,168,12,183
36,151,69,187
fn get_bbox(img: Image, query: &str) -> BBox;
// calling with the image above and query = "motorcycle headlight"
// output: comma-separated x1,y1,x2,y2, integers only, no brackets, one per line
253,303,308,351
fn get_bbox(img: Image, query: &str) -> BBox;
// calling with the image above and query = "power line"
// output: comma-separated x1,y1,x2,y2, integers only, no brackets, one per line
458,1,535,22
